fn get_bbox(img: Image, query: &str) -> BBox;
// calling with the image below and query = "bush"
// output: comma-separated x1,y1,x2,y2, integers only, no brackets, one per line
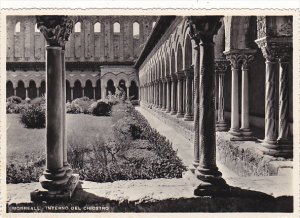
91,100,112,116
20,103,45,128
7,96,22,104
68,97,94,114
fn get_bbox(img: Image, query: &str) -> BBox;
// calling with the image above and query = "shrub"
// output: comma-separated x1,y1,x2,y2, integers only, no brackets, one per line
7,96,22,104
20,103,45,128
69,97,94,114
90,100,112,116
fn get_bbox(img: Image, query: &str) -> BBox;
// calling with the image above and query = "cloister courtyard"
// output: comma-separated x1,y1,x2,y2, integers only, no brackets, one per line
5,14,295,213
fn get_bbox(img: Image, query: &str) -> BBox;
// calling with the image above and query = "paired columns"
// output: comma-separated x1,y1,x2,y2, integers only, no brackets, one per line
224,49,256,139
256,37,293,156
31,16,79,202
176,72,185,118
215,58,228,131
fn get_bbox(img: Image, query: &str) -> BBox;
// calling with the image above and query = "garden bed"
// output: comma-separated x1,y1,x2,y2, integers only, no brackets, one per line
7,100,186,184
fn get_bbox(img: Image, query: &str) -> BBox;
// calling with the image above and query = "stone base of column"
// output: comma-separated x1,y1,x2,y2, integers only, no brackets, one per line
194,167,229,196
184,114,194,121
216,121,227,131
31,174,79,202
240,128,252,136
228,128,241,136
170,110,177,115
176,112,184,118
262,138,278,148
260,143,293,158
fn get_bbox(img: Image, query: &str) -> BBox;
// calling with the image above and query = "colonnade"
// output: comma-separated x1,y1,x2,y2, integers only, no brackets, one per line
140,67,194,121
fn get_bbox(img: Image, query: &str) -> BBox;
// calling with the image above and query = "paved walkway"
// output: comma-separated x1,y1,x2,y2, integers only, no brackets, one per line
136,106,238,178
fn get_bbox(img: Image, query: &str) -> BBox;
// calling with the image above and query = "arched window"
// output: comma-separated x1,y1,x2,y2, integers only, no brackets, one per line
94,22,101,33
133,22,140,39
34,23,39,32
74,22,81,33
152,21,156,28
15,22,20,34
113,22,120,33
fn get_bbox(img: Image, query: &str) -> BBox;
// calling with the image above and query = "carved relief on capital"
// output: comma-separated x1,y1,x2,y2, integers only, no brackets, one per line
241,54,255,70
187,16,223,44
214,58,229,72
36,16,78,48
224,52,243,69
255,38,292,62
184,68,194,79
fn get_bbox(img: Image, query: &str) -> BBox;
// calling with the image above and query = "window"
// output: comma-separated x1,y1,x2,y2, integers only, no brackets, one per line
34,23,39,32
74,22,81,33
15,22,20,33
113,22,120,33
133,22,140,39
152,21,156,28
94,22,101,33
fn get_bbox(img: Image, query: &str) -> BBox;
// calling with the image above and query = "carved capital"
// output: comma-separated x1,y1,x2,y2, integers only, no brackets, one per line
255,37,292,62
171,73,178,81
187,16,223,44
214,58,229,72
36,16,77,48
176,71,185,80
184,68,194,79
224,51,243,69
241,54,255,70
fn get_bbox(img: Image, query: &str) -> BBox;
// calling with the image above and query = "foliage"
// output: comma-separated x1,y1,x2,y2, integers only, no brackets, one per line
68,97,94,114
7,96,22,104
6,96,27,114
90,100,112,116
20,98,46,128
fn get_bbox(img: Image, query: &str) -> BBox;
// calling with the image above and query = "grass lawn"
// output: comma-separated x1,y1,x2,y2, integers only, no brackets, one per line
7,114,114,164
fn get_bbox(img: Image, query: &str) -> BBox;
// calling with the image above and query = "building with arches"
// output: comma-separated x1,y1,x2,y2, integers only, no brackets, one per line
6,15,157,101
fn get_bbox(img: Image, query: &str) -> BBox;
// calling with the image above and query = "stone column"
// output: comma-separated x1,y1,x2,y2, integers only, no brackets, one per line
126,85,130,100
224,52,242,136
37,87,40,97
240,53,255,136
31,16,79,202
170,75,177,115
70,87,74,100
153,81,157,107
215,58,228,131
176,72,184,118
188,16,227,196
159,80,163,109
13,88,16,96
25,87,29,99
93,87,96,99
162,78,167,111
166,76,171,113
184,68,194,121
277,58,291,144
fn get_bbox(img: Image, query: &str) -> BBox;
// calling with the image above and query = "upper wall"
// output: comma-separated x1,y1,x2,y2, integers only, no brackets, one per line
6,16,157,63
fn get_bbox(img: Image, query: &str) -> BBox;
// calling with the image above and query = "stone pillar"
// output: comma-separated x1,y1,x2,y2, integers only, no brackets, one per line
159,80,163,109
166,76,171,113
188,16,227,196
13,88,16,96
82,88,84,98
31,16,79,202
215,58,228,131
224,52,242,136
162,78,167,111
240,53,255,136
93,87,96,99
170,75,177,115
176,72,184,118
70,87,74,100
25,87,29,99
37,87,40,97
277,58,291,144
126,85,130,100
184,68,194,121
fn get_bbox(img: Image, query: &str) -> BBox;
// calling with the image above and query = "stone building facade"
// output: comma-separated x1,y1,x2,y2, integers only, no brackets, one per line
6,15,157,100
